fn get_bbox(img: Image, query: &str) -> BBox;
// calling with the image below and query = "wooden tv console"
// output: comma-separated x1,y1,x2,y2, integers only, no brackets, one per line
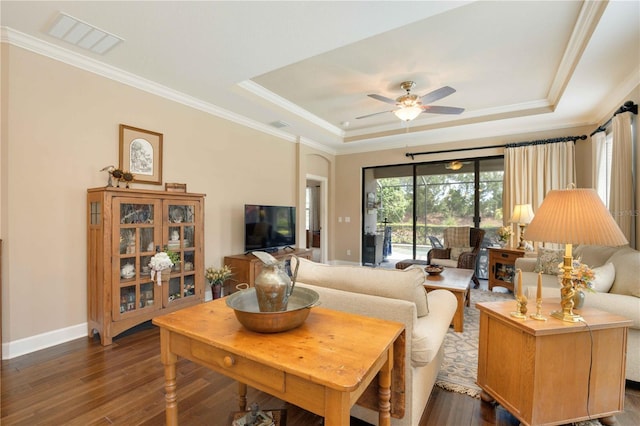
223,248,313,292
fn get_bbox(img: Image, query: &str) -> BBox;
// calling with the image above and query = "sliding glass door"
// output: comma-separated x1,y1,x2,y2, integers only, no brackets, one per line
364,157,504,277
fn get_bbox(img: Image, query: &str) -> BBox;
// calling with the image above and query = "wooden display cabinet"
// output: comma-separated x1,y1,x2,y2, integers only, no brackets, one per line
488,247,525,291
87,187,205,345
223,248,313,292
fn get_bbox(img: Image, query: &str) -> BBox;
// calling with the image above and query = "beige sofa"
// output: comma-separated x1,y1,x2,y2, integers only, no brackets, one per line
292,257,457,426
517,245,640,382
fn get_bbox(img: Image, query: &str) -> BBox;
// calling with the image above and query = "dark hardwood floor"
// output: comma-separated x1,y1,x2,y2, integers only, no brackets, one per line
2,321,639,425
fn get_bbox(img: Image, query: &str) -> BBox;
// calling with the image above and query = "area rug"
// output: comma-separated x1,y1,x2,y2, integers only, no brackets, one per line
435,288,512,398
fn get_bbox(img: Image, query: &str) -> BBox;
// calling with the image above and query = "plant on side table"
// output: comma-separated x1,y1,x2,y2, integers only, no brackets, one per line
206,264,233,299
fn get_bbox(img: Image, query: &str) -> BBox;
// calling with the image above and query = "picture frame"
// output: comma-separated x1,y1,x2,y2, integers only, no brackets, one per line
119,124,163,185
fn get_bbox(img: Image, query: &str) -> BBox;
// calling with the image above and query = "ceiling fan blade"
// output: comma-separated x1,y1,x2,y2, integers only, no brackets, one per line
421,105,465,115
368,94,398,105
420,86,456,104
356,110,394,119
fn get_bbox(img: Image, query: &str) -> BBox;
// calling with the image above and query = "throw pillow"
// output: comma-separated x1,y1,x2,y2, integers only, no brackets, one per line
450,246,472,261
590,262,615,293
534,248,564,275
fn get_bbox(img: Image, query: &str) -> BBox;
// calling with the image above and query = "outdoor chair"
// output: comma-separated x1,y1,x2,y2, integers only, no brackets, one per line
427,227,485,288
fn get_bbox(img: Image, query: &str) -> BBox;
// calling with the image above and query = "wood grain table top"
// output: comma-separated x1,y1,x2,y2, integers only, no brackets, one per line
424,267,474,291
477,299,633,336
153,298,405,392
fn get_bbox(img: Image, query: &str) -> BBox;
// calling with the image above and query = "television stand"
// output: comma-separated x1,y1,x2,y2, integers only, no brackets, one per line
244,247,279,255
224,248,313,292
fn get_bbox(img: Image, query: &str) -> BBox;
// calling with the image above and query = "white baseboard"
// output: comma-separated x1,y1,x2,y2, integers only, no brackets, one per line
2,323,88,360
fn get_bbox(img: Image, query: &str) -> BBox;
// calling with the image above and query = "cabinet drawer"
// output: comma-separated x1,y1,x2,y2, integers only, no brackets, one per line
190,339,285,392
491,252,520,263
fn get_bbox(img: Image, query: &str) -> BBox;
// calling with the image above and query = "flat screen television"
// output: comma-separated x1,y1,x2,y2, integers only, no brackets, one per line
244,204,296,253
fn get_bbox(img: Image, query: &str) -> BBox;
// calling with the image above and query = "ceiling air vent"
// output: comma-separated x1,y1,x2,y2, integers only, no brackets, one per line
47,12,124,55
269,120,290,129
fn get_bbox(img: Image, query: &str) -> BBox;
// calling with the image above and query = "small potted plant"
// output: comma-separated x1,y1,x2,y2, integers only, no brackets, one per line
566,259,596,308
497,226,513,247
205,265,233,299
163,246,181,271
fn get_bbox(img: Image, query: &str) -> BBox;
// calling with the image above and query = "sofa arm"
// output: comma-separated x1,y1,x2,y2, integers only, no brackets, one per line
515,257,537,272
583,293,640,329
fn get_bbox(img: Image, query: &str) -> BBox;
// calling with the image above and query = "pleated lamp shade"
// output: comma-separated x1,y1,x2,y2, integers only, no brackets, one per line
525,188,628,246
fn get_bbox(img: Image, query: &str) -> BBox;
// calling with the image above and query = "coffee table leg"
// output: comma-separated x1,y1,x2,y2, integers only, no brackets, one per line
453,292,464,332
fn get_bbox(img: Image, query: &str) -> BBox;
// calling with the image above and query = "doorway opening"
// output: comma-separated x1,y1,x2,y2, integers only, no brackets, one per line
306,175,327,263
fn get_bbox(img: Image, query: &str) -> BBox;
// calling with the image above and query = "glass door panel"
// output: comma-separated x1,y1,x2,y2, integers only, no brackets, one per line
163,201,200,307
113,198,162,320
370,165,414,262
415,163,476,259
477,158,505,278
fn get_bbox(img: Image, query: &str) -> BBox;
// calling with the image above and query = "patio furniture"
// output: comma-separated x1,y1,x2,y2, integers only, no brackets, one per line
427,227,485,288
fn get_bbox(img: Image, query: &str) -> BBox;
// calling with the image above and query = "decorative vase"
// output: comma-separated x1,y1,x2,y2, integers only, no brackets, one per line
572,289,585,309
212,284,222,299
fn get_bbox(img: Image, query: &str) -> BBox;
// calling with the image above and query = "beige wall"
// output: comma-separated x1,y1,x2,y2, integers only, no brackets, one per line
0,44,323,353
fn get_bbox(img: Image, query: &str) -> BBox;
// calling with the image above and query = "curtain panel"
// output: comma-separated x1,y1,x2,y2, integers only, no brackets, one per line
591,131,608,204
610,112,635,247
504,141,576,246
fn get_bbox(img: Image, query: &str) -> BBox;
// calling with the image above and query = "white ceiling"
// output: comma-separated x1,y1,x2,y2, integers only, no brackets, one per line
1,1,638,155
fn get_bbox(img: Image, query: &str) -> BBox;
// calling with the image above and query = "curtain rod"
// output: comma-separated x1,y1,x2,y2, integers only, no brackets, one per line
404,135,586,160
590,100,638,137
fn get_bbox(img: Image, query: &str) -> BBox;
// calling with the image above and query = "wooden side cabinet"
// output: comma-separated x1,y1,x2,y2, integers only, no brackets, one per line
488,247,525,292
87,187,205,345
477,300,631,426
223,248,313,292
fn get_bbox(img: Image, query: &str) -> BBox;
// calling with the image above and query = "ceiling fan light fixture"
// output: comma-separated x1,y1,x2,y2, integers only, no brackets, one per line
394,105,422,122
446,161,463,170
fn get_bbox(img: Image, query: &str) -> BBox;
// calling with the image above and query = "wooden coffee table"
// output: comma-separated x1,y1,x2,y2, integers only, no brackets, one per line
424,267,474,332
153,298,405,426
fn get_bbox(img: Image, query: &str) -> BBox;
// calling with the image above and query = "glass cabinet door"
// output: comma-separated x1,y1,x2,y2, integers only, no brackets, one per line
113,198,162,320
163,201,200,307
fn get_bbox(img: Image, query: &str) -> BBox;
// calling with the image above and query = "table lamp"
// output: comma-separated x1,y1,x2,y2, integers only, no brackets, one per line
525,187,627,322
510,204,535,249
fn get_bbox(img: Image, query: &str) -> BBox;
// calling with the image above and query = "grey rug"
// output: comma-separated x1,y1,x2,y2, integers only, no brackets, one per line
435,288,512,398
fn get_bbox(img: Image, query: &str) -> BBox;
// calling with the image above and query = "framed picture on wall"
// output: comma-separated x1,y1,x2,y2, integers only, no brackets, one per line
119,124,163,185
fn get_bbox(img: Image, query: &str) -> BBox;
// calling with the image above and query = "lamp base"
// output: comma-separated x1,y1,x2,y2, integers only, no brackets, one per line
551,310,583,323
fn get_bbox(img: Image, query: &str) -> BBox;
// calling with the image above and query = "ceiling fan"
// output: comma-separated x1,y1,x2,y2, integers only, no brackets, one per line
356,81,465,122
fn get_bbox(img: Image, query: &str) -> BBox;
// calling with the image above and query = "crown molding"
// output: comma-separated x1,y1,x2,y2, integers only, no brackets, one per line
238,80,345,137
1,26,297,144
547,0,608,106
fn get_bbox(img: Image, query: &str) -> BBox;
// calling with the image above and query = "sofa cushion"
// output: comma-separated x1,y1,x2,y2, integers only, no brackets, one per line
573,245,621,268
591,262,615,293
294,258,430,317
608,247,640,297
534,248,564,275
450,246,472,261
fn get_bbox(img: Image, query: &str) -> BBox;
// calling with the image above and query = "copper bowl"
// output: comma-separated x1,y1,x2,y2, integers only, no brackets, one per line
225,287,320,333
